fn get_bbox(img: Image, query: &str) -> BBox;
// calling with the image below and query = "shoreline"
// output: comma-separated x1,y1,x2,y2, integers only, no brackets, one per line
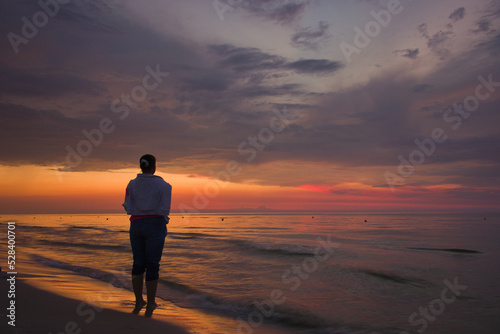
0,275,190,334
0,257,295,334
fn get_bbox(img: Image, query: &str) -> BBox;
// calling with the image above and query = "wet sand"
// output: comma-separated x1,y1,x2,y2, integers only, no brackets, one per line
0,276,189,334
0,259,294,334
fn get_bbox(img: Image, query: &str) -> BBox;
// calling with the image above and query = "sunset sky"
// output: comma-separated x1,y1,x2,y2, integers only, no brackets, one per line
1,0,500,213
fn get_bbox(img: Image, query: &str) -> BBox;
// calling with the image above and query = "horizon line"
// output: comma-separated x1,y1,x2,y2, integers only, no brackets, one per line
1,210,499,215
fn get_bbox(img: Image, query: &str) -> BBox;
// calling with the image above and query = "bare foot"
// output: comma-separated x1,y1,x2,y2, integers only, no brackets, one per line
144,302,158,318
132,300,147,314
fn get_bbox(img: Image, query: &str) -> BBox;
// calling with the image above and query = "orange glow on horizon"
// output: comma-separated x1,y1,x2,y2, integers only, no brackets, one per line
0,165,498,214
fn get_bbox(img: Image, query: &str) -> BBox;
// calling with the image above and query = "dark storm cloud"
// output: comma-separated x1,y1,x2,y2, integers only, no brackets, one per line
442,187,500,204
209,44,287,72
239,0,308,24
241,73,426,168
472,18,493,34
412,84,432,93
0,99,228,171
427,30,454,49
0,0,220,169
55,3,118,34
0,0,118,51
430,135,500,165
441,164,500,188
238,83,304,97
210,44,343,75
182,71,231,92
0,63,106,97
394,48,419,59
253,36,500,188
417,23,430,39
291,21,330,50
287,59,343,74
476,33,500,52
472,2,500,34
418,23,453,58
0,103,89,164
449,7,466,23
417,6,470,59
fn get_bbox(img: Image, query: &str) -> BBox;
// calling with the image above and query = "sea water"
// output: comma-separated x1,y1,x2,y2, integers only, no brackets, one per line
1,212,499,333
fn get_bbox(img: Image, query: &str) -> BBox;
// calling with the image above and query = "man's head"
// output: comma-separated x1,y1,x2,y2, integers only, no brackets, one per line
139,154,156,174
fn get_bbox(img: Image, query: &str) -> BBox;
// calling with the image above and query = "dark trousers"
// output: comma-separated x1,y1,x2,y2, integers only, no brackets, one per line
129,216,167,281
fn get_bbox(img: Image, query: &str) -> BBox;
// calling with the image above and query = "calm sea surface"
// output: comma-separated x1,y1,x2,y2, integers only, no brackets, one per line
1,212,499,333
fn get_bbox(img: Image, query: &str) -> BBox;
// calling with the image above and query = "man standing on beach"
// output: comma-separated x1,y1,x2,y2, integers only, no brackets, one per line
123,154,172,317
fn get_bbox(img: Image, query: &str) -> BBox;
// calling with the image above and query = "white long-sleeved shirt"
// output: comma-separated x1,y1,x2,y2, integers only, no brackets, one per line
122,174,172,218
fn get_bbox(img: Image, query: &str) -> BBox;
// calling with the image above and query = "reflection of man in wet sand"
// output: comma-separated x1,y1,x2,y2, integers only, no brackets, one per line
123,154,172,317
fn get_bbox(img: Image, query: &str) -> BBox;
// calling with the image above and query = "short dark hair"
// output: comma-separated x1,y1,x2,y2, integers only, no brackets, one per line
139,154,156,172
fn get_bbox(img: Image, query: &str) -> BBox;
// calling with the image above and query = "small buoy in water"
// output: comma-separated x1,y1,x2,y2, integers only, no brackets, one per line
484,217,487,220
312,216,314,219
364,220,367,222
221,218,224,221
182,217,184,219
106,218,109,220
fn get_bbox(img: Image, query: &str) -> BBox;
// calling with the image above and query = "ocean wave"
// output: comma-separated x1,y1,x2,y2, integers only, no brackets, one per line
158,277,336,329
37,239,129,252
65,225,127,233
407,247,482,254
31,255,131,289
242,241,319,256
356,269,430,287
183,226,226,230
160,229,319,256
169,288,395,334
167,233,197,240
1,223,128,239
174,233,334,257
171,231,220,238
254,227,291,231
199,236,329,257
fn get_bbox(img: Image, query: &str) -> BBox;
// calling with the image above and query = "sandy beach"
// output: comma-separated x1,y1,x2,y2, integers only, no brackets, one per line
0,274,190,334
